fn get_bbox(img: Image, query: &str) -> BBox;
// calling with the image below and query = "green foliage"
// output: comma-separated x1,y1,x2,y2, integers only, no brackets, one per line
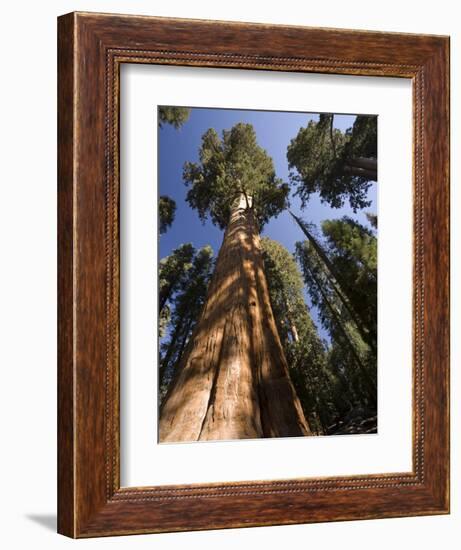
287,114,377,211
159,195,177,234
295,225,377,412
261,237,305,343
326,321,375,410
343,115,377,160
159,243,195,314
322,217,377,272
183,123,289,230
291,212,377,352
159,245,214,398
321,217,377,348
158,106,191,129
159,304,171,339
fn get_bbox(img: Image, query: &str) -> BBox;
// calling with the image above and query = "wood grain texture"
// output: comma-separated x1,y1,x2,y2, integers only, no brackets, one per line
57,11,450,538
57,12,75,538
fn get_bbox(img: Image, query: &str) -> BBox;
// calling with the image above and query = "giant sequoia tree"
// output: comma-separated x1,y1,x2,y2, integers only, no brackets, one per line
287,114,377,211
159,123,311,442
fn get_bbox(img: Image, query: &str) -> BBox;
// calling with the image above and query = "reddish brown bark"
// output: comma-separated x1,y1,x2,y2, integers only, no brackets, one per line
159,195,312,442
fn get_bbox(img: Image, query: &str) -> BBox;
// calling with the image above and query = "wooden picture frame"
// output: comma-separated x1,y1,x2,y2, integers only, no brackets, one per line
57,12,450,538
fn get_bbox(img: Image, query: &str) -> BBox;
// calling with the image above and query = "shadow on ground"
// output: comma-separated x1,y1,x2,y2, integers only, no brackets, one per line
26,514,56,532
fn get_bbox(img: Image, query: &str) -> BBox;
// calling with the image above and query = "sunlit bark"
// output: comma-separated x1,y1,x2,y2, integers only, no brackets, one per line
159,195,311,442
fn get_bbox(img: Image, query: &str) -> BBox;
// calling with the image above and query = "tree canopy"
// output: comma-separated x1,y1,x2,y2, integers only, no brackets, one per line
159,195,176,234
287,114,377,211
158,106,191,129
183,123,289,230
291,212,377,351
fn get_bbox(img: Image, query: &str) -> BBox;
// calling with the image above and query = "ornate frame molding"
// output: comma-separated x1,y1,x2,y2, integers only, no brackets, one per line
58,12,449,537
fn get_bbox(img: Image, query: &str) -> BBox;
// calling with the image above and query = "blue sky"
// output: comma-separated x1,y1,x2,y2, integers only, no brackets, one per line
158,107,377,344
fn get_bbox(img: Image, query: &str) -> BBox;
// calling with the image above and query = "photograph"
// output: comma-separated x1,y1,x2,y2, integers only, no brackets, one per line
157,106,378,443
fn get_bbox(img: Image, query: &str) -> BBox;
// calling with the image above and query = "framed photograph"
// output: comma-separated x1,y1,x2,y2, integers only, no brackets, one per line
58,12,450,537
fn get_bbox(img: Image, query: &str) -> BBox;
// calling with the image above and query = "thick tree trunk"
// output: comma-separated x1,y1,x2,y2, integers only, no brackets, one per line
344,158,377,181
159,194,311,442
349,157,377,173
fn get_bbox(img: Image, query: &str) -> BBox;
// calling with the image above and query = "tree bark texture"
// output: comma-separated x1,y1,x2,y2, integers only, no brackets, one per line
349,157,377,173
344,158,377,181
159,195,312,442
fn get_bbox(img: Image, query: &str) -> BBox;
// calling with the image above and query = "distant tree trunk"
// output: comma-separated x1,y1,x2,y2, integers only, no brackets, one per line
159,316,194,407
159,310,188,386
159,194,311,442
290,322,299,343
287,311,299,343
159,280,176,313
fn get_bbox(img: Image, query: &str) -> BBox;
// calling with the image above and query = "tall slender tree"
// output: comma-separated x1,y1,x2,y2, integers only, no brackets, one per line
159,243,194,314
321,217,377,349
159,123,311,442
296,239,377,409
290,212,377,352
160,245,214,394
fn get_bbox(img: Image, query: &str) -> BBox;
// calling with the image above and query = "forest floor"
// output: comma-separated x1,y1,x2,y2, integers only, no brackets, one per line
327,407,377,436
